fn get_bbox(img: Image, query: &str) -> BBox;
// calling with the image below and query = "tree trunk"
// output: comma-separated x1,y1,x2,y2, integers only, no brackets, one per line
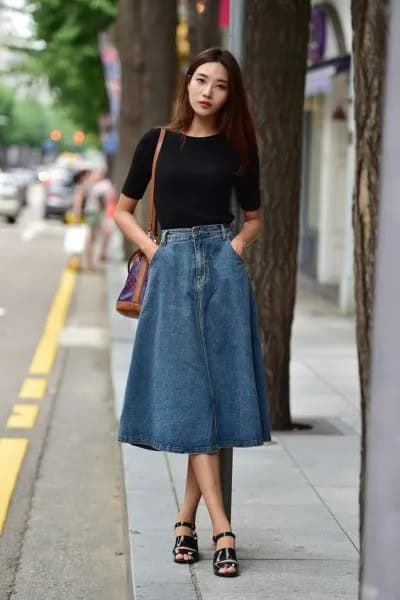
115,0,177,257
351,0,388,589
244,1,310,430
187,0,221,60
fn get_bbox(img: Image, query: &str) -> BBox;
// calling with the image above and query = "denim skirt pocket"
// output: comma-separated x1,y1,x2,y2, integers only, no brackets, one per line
148,243,164,267
224,236,246,265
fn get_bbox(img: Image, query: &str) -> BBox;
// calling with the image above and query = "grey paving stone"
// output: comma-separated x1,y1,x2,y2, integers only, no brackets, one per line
193,559,358,600
135,583,197,600
107,263,360,599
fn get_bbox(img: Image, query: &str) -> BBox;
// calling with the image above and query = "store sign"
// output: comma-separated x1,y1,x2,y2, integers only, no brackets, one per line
98,31,121,155
218,0,229,28
308,7,326,65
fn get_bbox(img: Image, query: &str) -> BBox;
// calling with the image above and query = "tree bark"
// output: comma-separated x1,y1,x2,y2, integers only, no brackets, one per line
115,0,177,256
187,0,221,60
351,0,389,589
244,1,310,430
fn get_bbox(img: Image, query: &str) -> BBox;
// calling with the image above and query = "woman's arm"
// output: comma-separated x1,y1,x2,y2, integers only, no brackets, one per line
231,208,263,256
113,193,158,262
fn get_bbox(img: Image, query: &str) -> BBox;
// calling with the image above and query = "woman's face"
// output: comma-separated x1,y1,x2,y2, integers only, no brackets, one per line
187,61,229,118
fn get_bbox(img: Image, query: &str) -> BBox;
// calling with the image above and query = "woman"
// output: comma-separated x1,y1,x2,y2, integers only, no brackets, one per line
114,47,271,578
72,168,91,216
100,175,117,262
82,168,115,271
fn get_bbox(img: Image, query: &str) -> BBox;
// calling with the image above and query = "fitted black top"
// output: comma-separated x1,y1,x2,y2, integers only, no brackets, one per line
121,127,261,229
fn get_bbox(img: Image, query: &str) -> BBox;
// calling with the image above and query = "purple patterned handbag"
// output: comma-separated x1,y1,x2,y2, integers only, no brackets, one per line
116,127,166,318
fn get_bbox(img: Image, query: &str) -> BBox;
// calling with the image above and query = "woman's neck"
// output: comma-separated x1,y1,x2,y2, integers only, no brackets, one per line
184,116,219,137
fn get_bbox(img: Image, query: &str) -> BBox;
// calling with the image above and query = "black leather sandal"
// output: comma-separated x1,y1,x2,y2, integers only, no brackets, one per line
172,521,199,564
212,531,239,577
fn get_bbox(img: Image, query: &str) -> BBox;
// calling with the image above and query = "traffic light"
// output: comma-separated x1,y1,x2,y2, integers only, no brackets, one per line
73,130,85,145
50,129,62,141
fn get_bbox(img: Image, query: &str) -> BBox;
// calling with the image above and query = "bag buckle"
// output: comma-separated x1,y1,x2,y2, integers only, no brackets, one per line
147,230,158,244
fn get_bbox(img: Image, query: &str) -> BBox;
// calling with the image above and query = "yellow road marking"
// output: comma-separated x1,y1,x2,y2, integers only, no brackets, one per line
0,263,78,536
6,404,39,429
29,267,77,375
19,377,47,400
0,438,29,535
28,338,57,378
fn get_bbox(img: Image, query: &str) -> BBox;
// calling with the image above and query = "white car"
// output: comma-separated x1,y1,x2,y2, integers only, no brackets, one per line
0,172,24,223
8,167,36,205
42,167,75,220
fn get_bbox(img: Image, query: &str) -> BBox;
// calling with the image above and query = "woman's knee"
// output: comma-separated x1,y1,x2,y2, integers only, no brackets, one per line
190,451,219,460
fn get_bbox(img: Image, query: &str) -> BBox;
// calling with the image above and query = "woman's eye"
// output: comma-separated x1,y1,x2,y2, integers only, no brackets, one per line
196,78,226,90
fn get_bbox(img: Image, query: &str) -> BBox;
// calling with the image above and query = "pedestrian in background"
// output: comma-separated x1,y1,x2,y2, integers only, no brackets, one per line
72,168,91,216
114,47,271,578
99,171,117,262
77,167,115,271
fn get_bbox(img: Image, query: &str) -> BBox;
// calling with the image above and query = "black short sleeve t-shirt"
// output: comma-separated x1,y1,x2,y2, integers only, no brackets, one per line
121,127,261,229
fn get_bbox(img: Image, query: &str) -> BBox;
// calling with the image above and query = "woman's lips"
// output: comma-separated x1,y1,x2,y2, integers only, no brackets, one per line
198,101,212,108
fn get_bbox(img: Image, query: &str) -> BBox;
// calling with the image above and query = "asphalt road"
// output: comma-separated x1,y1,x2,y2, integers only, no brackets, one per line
0,185,130,599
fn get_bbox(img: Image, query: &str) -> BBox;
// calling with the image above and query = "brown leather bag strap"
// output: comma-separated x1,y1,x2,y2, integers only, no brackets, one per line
146,127,166,238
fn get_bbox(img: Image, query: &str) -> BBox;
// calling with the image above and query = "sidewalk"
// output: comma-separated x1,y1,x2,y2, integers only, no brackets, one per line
107,263,360,600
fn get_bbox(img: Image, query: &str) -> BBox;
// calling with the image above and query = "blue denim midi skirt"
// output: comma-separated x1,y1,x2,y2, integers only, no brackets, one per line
118,223,271,453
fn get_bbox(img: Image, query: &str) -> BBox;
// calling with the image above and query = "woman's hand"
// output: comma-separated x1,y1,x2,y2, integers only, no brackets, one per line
230,236,245,257
146,241,159,264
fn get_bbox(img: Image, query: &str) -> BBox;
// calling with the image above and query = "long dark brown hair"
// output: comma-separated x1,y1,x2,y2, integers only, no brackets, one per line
164,47,258,175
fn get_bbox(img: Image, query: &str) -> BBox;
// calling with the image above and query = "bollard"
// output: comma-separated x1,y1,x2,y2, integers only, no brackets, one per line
219,448,233,521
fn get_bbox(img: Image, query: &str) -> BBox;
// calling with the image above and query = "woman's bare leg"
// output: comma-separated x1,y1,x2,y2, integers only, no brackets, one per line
99,217,112,261
84,227,97,271
189,451,236,575
175,457,202,561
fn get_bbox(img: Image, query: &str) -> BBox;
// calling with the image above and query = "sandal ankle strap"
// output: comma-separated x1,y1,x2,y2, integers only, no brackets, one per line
174,521,196,530
213,531,235,543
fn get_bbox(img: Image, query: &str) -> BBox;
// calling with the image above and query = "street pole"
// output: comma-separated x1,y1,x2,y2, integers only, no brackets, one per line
220,0,245,523
228,0,245,240
361,2,400,597
228,0,245,65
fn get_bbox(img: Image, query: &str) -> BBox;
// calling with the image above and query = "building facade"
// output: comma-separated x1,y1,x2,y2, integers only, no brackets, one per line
300,0,354,312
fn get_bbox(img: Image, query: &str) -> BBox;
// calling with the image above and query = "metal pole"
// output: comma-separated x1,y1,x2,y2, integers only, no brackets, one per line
228,0,245,64
218,0,245,523
219,444,233,521
228,0,245,238
361,2,400,597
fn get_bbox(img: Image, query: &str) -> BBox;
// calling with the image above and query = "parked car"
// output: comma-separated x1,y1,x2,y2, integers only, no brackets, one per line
8,167,36,206
0,172,24,223
43,167,75,220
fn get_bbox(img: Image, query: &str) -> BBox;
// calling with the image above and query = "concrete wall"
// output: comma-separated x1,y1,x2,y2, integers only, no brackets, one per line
317,72,349,284
307,1,355,312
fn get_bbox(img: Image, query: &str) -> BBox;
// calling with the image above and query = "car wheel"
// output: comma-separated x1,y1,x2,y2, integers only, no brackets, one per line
6,216,16,224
